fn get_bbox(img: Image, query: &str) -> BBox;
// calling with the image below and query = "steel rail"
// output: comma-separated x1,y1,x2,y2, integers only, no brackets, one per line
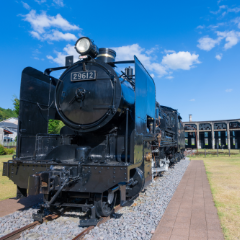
0,213,61,240
73,170,166,240
72,205,122,240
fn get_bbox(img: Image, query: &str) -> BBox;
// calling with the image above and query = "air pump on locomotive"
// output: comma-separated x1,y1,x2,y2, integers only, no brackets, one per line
2,37,185,226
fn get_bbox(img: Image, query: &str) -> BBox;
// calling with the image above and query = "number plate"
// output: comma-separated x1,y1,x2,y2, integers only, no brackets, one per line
71,71,96,81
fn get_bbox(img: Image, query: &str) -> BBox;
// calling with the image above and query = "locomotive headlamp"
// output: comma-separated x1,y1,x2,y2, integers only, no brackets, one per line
75,37,99,58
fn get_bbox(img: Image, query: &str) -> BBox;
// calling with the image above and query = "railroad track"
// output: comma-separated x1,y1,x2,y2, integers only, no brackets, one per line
0,205,122,240
0,166,180,240
72,205,122,240
0,213,60,240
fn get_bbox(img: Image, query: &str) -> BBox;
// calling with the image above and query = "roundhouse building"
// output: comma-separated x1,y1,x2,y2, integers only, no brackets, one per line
183,115,240,150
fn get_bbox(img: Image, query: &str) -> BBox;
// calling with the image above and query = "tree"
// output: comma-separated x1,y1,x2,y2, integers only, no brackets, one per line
13,96,20,116
0,107,17,121
48,120,65,134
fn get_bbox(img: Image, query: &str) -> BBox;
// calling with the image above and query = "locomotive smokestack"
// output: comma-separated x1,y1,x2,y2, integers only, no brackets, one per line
96,48,116,63
189,114,192,122
125,66,133,79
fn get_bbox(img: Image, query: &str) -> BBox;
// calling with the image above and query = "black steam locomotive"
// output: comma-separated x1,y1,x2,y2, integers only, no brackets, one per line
2,37,185,226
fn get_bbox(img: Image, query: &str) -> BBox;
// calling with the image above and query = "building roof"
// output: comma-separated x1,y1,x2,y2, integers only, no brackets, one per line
1,117,18,125
183,118,240,124
4,129,13,134
0,122,18,129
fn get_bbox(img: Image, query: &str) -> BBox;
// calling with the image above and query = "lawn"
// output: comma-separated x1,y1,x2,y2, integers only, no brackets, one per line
191,152,240,240
0,155,16,201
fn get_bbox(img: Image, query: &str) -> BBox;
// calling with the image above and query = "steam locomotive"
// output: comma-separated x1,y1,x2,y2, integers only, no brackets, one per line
2,37,185,226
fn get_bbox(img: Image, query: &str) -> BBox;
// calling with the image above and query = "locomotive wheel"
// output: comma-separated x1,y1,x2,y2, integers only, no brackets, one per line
94,192,116,217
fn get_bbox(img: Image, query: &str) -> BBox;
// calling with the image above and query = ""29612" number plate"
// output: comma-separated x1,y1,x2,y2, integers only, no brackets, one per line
71,71,96,81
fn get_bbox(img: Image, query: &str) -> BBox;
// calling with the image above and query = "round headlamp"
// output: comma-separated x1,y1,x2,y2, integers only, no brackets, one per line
75,37,99,58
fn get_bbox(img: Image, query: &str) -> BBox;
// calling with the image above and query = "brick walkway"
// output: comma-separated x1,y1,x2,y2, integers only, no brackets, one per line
0,194,43,217
152,160,224,240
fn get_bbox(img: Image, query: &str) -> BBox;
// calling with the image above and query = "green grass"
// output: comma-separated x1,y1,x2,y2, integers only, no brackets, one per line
191,154,240,240
0,155,16,201
0,154,14,159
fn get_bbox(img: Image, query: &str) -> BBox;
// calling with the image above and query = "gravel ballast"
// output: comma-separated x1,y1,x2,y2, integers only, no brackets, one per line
85,159,190,240
0,204,41,238
0,159,189,240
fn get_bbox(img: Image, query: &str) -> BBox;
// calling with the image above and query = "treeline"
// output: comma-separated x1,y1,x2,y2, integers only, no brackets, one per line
0,107,18,121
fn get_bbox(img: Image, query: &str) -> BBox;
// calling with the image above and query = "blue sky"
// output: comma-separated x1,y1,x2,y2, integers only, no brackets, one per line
0,0,240,122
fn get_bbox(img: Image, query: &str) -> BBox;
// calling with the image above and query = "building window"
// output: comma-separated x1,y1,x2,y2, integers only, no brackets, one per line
226,138,228,145
219,139,221,145
205,138,208,145
233,131,235,137
190,132,195,137
218,132,221,137
225,131,227,137
204,132,208,138
191,138,195,145
185,138,188,145
185,132,188,138
233,138,235,145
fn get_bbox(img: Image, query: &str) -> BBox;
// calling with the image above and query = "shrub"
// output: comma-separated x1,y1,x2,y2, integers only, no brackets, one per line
0,144,6,155
4,148,14,155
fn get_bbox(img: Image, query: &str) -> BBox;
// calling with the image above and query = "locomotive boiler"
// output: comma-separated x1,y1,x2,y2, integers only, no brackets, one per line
2,37,185,226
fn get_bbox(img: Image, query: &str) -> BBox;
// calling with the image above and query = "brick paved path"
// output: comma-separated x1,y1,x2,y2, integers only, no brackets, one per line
152,160,224,240
0,194,43,217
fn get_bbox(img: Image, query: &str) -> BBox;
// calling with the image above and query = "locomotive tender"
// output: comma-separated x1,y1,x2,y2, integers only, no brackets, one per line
2,37,185,225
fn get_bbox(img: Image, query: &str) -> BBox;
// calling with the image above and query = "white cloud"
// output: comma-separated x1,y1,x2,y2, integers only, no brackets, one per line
53,0,64,7
197,36,222,51
145,46,158,55
215,53,222,60
210,5,240,16
233,17,240,28
150,63,168,76
21,10,80,34
161,51,200,70
21,1,30,10
35,0,46,3
228,7,240,13
217,30,240,49
164,49,175,54
208,22,225,30
210,5,227,14
198,30,240,51
190,99,195,101
33,30,77,41
21,10,80,42
225,89,233,92
48,43,200,78
112,44,167,77
197,25,205,29
30,31,41,39
47,44,79,65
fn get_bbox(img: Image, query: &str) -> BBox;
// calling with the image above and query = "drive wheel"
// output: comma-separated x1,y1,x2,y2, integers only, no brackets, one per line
94,192,116,217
